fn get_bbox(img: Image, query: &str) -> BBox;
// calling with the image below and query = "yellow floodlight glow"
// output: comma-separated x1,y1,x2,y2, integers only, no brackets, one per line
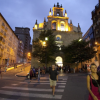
39,23,43,28
28,52,31,56
49,12,52,16
65,25,68,31
42,41,46,46
65,13,67,17
95,42,98,45
35,25,37,29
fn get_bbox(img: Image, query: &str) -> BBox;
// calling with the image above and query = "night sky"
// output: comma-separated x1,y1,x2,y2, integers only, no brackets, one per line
0,0,99,43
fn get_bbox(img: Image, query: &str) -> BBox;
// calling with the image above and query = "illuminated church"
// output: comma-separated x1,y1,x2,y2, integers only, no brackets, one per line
32,3,82,67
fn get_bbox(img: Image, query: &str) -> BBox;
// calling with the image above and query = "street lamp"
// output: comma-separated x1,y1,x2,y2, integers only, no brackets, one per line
41,37,48,70
79,38,82,42
45,37,48,41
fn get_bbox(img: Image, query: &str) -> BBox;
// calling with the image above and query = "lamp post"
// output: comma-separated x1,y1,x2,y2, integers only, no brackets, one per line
41,37,48,70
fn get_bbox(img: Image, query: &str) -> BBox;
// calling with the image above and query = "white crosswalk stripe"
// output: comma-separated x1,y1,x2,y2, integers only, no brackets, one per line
2,86,64,92
0,90,62,99
0,98,15,100
0,77,67,99
24,80,67,82
58,86,65,88
19,82,66,85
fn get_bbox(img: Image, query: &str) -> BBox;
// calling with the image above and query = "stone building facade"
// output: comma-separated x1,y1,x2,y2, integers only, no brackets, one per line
91,0,100,66
0,13,18,65
32,3,82,67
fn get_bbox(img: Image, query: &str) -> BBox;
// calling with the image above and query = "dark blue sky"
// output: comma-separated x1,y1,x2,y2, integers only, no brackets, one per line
0,0,98,43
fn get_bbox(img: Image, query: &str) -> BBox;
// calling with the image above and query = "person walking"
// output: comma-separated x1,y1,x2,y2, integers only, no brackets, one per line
38,66,40,81
49,65,58,96
87,63,100,100
29,68,33,82
0,67,2,79
42,65,45,75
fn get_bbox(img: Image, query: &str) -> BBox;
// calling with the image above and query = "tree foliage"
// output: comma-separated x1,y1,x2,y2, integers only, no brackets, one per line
32,30,58,64
62,39,96,64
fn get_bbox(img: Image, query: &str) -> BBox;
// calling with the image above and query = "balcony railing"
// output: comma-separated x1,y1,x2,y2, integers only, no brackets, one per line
0,30,3,34
0,44,4,50
0,36,3,41
0,53,3,57
2,39,5,44
2,23,5,27
4,32,6,37
5,27,8,31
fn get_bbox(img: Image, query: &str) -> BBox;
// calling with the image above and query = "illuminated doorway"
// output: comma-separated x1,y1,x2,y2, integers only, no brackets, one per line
55,56,63,67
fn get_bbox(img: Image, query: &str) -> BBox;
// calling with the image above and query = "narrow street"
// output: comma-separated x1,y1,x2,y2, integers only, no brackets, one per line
0,66,89,100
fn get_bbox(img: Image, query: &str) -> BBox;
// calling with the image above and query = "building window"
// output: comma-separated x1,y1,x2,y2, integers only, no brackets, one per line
52,22,56,30
57,37,60,41
57,12,60,16
96,30,99,34
61,23,65,31
56,35,61,41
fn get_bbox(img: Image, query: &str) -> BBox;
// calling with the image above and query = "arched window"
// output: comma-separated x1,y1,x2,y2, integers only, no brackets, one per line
55,56,63,67
52,22,56,30
61,23,65,31
56,35,61,41
57,12,60,16
57,37,60,41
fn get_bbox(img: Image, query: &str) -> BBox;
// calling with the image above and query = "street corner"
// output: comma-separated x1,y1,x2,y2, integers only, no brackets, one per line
15,71,29,77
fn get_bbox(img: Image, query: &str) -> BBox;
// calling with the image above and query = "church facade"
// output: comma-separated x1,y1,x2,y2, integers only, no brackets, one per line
32,3,82,68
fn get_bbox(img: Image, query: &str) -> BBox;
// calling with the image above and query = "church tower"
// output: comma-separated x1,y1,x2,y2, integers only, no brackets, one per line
32,2,82,67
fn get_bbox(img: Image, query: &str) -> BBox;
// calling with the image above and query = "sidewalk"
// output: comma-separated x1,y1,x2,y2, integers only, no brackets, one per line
1,64,24,72
15,65,31,77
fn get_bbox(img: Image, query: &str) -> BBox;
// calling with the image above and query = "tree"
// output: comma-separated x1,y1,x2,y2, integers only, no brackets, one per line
32,30,58,65
62,39,96,67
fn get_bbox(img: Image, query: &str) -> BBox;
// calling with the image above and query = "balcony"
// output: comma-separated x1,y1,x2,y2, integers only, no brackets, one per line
2,38,5,44
4,32,6,37
0,30,3,35
0,53,3,58
2,23,5,28
0,36,3,41
5,27,8,32
0,44,4,50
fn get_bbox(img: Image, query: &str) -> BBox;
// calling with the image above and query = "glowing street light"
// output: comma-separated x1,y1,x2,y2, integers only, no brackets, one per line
79,38,82,41
45,37,48,41
42,41,46,46
28,52,31,57
95,42,98,45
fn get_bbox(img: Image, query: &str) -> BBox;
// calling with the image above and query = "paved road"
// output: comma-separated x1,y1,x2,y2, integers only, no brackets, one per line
0,67,89,100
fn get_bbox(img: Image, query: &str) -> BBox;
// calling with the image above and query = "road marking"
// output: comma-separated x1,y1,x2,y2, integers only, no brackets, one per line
11,84,18,86
0,90,62,99
25,81,67,82
19,82,66,85
2,86,64,92
0,98,15,100
63,79,67,80
58,86,65,88
40,77,68,79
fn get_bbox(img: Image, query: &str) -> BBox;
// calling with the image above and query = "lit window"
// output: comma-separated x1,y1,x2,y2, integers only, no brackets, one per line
57,37,60,41
57,12,60,16
52,22,56,30
61,23,64,31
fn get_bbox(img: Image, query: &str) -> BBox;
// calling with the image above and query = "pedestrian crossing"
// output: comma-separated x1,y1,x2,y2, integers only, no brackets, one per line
0,77,68,100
